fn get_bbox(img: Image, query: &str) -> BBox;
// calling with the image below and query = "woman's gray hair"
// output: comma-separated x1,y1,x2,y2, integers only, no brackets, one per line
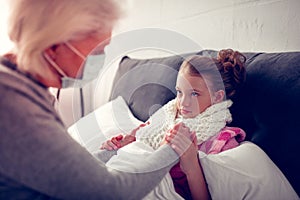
8,0,123,79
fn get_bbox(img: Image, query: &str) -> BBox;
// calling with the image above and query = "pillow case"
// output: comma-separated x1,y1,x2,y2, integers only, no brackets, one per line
199,142,299,200
68,96,143,152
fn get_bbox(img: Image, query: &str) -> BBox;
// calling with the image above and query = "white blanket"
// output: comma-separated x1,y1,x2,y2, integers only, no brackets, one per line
105,141,183,200
105,141,299,200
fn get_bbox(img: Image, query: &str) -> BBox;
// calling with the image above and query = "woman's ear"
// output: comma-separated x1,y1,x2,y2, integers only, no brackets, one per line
213,90,225,103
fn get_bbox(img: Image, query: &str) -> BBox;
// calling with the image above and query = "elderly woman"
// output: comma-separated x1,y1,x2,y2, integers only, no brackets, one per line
0,0,191,199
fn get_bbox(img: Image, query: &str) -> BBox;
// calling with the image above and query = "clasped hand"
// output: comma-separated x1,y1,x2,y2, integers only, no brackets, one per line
164,122,199,175
100,122,198,174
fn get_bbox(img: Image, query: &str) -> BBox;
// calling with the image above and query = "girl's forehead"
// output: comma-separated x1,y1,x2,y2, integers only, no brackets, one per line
176,73,209,90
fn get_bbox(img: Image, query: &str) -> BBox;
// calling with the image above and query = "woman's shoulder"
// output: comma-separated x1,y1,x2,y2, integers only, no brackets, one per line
0,60,53,105
0,62,60,127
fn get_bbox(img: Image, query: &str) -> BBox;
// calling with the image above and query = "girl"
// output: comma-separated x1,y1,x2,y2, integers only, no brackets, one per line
101,49,247,199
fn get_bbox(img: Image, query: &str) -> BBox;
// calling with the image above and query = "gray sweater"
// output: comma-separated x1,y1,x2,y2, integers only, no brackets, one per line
0,58,178,200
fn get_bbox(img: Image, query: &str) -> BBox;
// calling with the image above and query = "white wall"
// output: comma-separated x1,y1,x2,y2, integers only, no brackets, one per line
113,0,300,52
2,0,299,54
1,0,299,126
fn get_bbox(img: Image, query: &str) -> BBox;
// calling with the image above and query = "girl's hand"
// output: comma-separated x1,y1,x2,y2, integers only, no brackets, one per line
164,122,194,156
100,134,123,150
164,123,199,173
99,122,149,151
177,131,199,175
166,125,210,199
100,134,136,151
131,121,150,136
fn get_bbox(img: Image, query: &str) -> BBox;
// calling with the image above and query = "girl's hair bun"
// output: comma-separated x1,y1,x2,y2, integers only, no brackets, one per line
217,49,246,98
217,49,246,73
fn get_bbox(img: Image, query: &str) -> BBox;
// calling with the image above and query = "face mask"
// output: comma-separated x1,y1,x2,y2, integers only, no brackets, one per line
60,53,105,88
44,42,106,88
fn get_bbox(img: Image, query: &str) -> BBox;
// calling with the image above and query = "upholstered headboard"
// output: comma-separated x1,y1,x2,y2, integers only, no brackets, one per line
109,50,300,195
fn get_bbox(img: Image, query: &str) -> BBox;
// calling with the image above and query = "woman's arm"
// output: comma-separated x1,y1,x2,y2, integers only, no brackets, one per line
0,88,178,200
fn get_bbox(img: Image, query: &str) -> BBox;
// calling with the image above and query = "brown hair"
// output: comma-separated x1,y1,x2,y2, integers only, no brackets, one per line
179,49,246,98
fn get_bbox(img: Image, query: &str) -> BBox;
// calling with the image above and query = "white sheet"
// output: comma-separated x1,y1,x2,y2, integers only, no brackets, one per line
105,141,183,200
105,141,299,200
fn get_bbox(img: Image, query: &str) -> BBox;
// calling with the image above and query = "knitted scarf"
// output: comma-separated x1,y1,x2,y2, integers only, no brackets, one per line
136,99,233,150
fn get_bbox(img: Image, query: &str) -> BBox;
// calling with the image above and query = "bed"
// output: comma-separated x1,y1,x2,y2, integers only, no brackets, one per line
68,50,300,199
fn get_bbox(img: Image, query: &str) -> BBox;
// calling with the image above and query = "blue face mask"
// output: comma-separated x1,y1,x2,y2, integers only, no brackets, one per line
44,42,106,88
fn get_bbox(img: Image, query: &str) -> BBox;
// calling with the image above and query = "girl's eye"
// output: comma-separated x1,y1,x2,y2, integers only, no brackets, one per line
191,92,199,97
176,90,182,94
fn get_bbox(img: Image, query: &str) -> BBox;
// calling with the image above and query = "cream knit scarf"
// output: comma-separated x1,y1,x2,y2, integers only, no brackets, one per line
136,99,233,150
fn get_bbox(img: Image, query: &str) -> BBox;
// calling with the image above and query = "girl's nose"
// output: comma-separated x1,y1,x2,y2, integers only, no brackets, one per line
180,95,190,107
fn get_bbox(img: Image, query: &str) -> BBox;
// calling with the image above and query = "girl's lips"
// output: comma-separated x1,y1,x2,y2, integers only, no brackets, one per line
180,109,191,115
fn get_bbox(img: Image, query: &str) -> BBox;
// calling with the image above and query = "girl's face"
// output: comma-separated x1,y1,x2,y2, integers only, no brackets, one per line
175,72,213,118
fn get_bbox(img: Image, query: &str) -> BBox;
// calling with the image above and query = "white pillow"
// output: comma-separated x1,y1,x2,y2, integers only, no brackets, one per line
68,96,143,152
199,142,299,200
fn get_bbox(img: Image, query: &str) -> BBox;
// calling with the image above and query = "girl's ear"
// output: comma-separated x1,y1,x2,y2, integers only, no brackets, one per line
213,90,225,103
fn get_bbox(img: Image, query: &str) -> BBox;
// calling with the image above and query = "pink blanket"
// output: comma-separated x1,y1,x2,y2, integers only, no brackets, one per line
198,126,246,154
